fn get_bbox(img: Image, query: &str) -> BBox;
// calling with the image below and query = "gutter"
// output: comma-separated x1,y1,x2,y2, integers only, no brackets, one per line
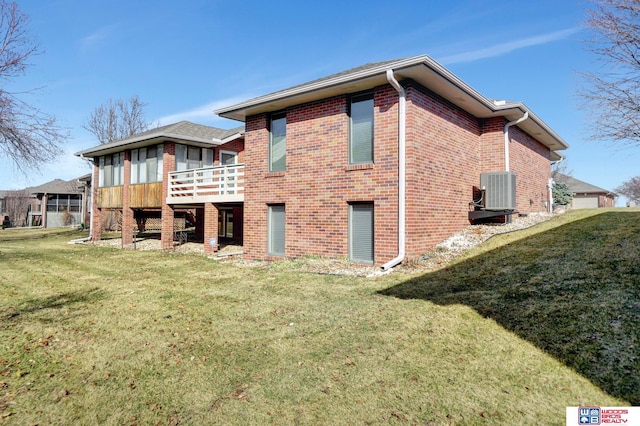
381,70,406,271
503,112,529,172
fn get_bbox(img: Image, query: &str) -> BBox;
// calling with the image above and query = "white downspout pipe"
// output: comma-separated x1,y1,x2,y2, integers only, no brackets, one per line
381,69,406,271
549,156,564,213
503,111,529,172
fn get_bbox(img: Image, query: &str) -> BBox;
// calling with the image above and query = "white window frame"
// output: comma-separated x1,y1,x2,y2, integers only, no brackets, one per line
220,150,238,166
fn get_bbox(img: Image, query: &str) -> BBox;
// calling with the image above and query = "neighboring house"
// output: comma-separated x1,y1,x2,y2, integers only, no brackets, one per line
555,173,616,209
76,121,245,253
0,178,84,228
26,179,85,227
213,54,569,267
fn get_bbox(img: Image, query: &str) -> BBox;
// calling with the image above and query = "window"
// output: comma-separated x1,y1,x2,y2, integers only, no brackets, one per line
349,93,374,164
175,144,214,171
98,153,124,187
45,194,81,213
131,145,163,184
220,150,238,166
269,112,286,172
349,203,374,263
268,204,285,256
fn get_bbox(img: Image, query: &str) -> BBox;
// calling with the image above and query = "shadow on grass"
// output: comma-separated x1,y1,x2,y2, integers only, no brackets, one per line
380,211,640,404
1,288,106,323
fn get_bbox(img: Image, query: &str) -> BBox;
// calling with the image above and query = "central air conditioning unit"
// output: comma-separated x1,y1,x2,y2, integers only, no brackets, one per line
481,172,516,210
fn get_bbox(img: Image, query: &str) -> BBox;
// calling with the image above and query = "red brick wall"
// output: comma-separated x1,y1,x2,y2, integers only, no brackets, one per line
404,83,482,257
480,117,506,172
508,127,551,214
161,142,176,250
242,81,554,264
203,202,218,254
215,139,245,165
243,86,399,264
479,117,551,214
122,150,134,245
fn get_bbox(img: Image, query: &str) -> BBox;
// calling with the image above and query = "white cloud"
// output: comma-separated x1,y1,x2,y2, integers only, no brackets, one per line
80,24,118,52
439,27,581,65
155,96,252,128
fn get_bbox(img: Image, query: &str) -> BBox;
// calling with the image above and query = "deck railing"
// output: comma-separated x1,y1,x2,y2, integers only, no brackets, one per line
167,164,244,204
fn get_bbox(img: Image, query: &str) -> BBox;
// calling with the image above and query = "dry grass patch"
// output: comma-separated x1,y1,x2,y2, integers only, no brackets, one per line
0,221,628,425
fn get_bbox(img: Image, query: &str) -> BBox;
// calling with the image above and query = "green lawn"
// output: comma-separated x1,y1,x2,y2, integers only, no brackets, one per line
0,210,635,425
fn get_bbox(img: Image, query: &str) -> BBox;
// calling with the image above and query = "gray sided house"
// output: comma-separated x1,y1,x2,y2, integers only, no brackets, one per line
555,173,617,209
27,179,85,227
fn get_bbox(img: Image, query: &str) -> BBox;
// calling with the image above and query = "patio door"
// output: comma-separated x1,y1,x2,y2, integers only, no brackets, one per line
218,209,234,238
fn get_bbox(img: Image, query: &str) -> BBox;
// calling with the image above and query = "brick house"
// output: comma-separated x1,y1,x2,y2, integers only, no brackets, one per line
76,121,245,253
214,54,568,268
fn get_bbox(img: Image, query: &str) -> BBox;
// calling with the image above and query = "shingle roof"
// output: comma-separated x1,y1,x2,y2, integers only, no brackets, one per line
214,53,568,153
555,173,614,194
250,58,406,102
26,179,81,195
76,121,245,158
129,121,243,142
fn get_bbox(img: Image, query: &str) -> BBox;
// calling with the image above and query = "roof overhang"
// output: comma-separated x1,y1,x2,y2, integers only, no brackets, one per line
214,54,569,152
75,131,244,158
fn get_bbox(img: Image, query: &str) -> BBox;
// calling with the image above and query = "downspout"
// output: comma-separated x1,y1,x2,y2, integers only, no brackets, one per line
381,69,406,271
503,111,529,172
548,178,554,213
549,152,565,213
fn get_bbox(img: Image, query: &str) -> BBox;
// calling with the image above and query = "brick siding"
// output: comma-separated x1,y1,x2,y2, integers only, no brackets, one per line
243,80,552,265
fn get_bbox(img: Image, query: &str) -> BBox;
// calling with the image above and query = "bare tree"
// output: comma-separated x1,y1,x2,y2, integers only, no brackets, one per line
615,176,640,202
580,0,640,146
551,159,573,181
3,188,30,227
0,1,66,171
84,95,152,144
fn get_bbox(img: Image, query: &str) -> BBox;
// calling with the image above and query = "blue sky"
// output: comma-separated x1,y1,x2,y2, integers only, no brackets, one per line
3,0,635,205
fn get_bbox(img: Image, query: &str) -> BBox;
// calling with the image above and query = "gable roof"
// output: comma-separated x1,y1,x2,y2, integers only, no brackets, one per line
27,179,81,195
76,121,245,158
214,54,569,153
555,173,615,195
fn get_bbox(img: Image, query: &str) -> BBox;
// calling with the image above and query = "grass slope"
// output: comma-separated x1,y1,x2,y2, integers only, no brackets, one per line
0,213,633,425
383,208,640,406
